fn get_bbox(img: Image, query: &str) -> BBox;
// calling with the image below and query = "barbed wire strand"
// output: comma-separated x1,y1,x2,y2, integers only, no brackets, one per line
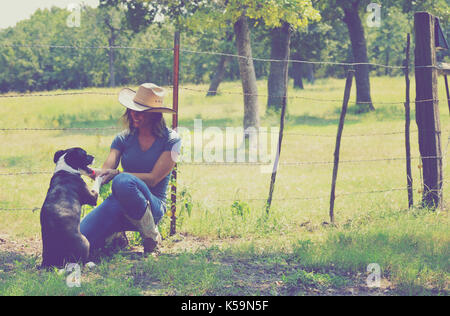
0,91,116,98
174,86,401,105
0,185,422,212
0,43,409,69
0,43,443,72
5,179,450,212
0,44,173,52
173,86,449,106
0,127,120,131
0,126,425,138
0,155,444,177
179,48,443,72
1,86,447,109
179,48,407,69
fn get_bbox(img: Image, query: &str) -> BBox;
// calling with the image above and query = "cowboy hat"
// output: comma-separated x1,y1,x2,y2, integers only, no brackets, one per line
118,83,176,113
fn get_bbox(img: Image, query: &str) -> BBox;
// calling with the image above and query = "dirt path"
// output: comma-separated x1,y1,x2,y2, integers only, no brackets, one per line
0,233,394,296
0,234,41,272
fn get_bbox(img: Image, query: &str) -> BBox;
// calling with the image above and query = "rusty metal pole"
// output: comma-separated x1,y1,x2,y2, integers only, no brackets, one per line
170,30,180,236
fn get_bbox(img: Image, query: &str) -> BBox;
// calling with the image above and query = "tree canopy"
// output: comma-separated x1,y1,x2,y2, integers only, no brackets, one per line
0,1,447,93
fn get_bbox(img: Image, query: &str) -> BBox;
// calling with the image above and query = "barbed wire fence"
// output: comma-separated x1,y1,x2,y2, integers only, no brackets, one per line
0,35,449,227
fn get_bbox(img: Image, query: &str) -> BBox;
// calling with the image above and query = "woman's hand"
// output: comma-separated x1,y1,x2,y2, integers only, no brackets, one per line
97,169,121,185
97,149,122,185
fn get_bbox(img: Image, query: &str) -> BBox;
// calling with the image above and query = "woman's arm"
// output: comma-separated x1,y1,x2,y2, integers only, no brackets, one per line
102,148,121,170
97,148,122,184
128,151,177,188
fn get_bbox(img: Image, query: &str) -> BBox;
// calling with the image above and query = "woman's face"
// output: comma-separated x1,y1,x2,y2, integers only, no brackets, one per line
129,110,150,129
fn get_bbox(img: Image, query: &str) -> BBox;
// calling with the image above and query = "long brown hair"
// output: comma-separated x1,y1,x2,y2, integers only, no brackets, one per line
122,109,167,138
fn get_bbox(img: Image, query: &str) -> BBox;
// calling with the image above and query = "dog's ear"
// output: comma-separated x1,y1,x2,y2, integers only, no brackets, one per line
53,150,67,163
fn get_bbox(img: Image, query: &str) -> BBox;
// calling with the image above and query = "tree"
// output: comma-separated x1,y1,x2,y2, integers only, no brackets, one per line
267,22,293,109
129,0,261,132
289,22,334,89
233,13,260,131
261,1,321,111
101,0,320,131
316,0,374,112
197,0,320,128
340,0,374,111
99,0,159,32
0,6,113,92
367,7,409,77
206,30,234,96
97,7,127,87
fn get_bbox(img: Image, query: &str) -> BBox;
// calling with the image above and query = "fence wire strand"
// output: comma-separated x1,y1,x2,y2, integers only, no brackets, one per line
0,155,443,177
0,43,173,52
0,126,424,138
0,186,420,212
1,86,447,109
0,43,441,72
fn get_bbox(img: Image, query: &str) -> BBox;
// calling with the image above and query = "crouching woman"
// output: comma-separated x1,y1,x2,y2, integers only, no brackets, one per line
80,83,181,254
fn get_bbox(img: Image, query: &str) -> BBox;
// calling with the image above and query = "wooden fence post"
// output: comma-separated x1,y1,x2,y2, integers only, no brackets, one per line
404,34,413,208
170,30,180,236
444,75,450,115
329,70,354,223
414,12,443,209
265,47,290,215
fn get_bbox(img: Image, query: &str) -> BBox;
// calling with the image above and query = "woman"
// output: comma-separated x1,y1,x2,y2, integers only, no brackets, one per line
80,83,181,254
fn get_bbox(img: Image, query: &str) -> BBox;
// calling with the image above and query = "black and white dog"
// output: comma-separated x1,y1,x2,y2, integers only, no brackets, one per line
40,147,98,268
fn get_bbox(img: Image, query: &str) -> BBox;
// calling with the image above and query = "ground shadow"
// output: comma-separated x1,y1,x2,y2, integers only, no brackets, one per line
124,240,398,296
1,233,442,296
0,251,39,272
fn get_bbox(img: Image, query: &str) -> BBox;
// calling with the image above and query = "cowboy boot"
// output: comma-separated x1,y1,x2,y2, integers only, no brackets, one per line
124,201,162,254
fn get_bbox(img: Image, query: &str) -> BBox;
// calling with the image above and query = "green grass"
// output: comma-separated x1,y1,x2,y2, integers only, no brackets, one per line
289,208,449,295
0,76,449,295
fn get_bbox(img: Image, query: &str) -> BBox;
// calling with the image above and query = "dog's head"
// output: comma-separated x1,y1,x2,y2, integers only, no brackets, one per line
54,148,95,175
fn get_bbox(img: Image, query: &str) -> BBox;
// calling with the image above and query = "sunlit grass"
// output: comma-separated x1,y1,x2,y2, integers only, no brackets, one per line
0,76,448,295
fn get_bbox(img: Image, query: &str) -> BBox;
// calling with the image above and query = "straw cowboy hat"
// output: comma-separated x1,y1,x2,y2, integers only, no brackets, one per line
118,83,176,113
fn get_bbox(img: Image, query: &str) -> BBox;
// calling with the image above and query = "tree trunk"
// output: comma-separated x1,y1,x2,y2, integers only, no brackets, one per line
343,2,374,112
234,15,259,132
207,32,234,96
207,55,231,96
291,52,304,89
267,22,292,110
385,49,390,76
108,32,116,88
306,63,315,83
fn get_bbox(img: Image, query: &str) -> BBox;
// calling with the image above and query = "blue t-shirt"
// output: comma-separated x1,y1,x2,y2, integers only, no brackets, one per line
111,127,181,201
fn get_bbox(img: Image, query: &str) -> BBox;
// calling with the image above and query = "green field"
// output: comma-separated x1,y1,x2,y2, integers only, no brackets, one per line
0,76,449,296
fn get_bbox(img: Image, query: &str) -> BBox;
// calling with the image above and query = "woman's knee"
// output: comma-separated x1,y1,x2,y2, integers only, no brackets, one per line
111,173,135,197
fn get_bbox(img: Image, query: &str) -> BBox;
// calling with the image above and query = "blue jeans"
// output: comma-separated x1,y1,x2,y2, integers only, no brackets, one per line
80,173,166,250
